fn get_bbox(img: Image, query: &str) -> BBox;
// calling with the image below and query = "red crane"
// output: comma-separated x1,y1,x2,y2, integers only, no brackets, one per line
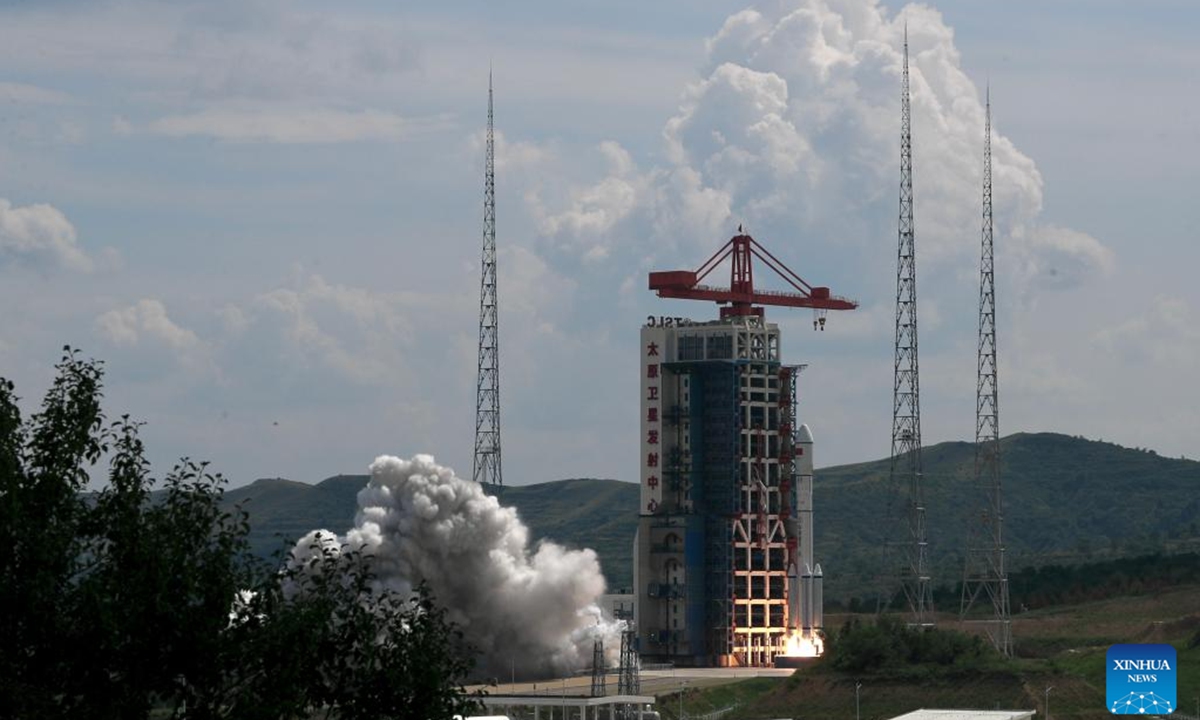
648,231,858,327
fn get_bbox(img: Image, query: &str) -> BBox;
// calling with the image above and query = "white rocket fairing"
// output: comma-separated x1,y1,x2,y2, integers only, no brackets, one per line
788,423,821,634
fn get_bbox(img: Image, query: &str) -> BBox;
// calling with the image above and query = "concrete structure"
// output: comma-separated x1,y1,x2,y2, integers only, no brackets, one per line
888,710,1034,720
477,694,657,720
634,314,821,667
598,594,635,622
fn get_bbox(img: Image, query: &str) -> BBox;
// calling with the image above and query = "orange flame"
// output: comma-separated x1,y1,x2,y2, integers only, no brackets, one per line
782,630,824,657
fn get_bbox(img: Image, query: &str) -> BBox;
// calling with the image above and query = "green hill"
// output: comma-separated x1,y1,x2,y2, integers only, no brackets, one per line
226,433,1200,598
225,475,640,589
818,432,1200,600
224,474,367,563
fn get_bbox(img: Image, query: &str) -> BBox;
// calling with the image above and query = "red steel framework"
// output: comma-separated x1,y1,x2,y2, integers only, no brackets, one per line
649,231,858,320
646,231,854,666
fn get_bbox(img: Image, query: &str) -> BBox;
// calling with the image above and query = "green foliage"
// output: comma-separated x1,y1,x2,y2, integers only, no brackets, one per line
817,433,1200,601
823,615,996,676
219,556,482,720
1008,552,1200,610
0,348,483,719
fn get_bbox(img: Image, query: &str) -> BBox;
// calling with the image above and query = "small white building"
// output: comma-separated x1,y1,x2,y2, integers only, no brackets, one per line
477,694,657,720
888,709,1035,720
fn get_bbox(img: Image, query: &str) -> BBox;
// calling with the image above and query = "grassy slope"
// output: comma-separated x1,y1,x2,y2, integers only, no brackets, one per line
683,585,1200,720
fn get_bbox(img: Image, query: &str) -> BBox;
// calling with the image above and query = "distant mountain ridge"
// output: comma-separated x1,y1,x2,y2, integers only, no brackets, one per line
225,432,1200,598
224,475,640,590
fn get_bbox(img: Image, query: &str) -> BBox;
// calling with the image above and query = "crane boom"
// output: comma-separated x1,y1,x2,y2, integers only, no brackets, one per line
649,232,858,321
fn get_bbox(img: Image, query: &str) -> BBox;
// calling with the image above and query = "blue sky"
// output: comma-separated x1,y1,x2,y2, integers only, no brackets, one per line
1,0,1198,487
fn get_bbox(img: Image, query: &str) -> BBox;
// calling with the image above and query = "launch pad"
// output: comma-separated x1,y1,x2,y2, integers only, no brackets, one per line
634,232,855,668
771,655,819,669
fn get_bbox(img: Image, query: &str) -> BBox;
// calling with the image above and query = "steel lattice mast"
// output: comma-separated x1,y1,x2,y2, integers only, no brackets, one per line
891,26,933,625
473,71,503,489
960,88,1012,655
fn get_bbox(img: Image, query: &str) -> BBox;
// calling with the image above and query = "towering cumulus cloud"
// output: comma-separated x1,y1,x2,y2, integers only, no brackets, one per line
289,454,613,678
534,0,1111,301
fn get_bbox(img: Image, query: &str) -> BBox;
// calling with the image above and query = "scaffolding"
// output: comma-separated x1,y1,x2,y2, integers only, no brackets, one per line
729,358,789,667
591,637,606,697
617,629,640,696
639,316,813,667
694,362,738,664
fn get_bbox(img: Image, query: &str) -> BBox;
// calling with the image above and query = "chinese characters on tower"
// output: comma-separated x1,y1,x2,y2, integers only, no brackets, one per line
641,328,665,514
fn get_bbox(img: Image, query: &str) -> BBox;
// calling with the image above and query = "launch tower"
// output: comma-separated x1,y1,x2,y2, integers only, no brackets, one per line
635,232,855,667
890,26,934,626
473,72,503,489
959,88,1013,655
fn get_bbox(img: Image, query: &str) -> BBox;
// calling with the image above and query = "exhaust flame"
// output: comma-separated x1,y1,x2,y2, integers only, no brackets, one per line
782,630,824,658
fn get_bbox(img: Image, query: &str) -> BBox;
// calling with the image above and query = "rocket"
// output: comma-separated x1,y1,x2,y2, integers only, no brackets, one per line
813,563,823,632
787,423,821,634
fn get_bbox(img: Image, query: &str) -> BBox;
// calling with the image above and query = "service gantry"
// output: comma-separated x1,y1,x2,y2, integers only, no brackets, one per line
649,230,857,321
636,230,854,668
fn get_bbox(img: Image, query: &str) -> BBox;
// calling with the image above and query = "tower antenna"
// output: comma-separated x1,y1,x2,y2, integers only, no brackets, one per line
960,85,1012,655
473,70,503,489
891,23,934,625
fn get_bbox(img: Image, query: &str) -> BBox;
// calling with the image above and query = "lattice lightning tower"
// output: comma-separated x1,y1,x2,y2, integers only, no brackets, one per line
891,26,933,625
960,88,1012,655
473,71,503,489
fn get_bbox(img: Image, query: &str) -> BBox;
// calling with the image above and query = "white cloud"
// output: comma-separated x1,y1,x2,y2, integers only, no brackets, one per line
0,0,424,108
1094,295,1197,367
246,274,417,385
0,199,94,273
0,81,72,105
536,142,645,260
493,131,554,173
147,107,448,144
95,299,213,375
2,0,1189,487
524,0,1109,307
217,304,249,335
91,270,477,401
97,299,201,350
482,0,1126,470
1016,224,1115,293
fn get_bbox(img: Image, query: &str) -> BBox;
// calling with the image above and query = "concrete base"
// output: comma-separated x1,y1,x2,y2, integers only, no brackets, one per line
772,655,819,669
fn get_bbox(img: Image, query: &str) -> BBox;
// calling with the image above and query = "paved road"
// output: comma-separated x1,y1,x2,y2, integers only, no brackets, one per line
477,667,795,700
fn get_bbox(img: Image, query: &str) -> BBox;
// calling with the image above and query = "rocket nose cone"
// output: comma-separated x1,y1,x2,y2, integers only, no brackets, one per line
803,563,813,575
814,563,823,576
797,423,813,443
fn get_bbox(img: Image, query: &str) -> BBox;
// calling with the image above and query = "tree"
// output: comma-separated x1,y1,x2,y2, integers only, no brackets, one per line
216,548,482,720
0,348,483,719
823,614,991,675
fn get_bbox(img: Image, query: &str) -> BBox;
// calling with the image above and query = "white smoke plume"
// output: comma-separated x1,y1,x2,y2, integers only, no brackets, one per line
290,453,620,678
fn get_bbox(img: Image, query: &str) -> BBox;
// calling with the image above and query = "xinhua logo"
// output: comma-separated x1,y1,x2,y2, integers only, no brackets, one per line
1107,643,1176,714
